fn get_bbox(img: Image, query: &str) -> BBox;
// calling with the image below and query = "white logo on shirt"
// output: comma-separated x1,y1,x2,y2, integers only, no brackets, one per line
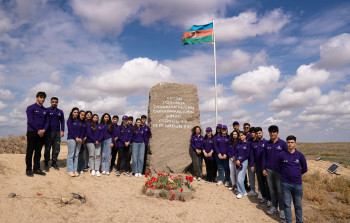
277,146,281,150
283,160,288,163
294,159,300,163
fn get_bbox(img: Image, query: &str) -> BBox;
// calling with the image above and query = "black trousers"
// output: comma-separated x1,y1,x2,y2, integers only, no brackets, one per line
256,165,271,200
204,158,216,182
44,131,61,164
119,146,130,172
26,131,45,171
110,147,118,168
142,145,150,174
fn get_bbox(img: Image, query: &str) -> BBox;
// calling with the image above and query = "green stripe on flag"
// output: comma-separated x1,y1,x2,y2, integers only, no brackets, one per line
182,35,213,45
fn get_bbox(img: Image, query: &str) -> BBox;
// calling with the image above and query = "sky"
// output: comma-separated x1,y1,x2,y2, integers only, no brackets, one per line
0,0,350,142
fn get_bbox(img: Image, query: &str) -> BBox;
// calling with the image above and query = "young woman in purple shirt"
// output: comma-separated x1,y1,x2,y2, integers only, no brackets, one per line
86,114,103,177
132,118,147,178
235,131,250,199
116,116,132,177
77,110,87,174
228,130,239,191
190,126,204,181
66,107,83,177
214,125,230,186
202,127,216,183
100,113,114,175
83,111,92,171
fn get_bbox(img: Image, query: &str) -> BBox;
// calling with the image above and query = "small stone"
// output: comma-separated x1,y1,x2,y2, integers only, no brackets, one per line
61,198,69,204
8,193,16,198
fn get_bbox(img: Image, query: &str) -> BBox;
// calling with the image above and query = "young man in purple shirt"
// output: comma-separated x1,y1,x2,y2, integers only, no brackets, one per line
141,115,151,174
44,97,64,172
262,125,287,219
110,115,119,172
25,92,49,176
278,135,307,223
250,127,271,206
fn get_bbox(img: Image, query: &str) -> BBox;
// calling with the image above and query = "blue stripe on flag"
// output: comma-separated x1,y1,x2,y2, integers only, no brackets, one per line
186,22,213,31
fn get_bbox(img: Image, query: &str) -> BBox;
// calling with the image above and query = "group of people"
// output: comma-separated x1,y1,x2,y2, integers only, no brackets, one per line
26,92,307,223
25,92,151,179
190,122,308,223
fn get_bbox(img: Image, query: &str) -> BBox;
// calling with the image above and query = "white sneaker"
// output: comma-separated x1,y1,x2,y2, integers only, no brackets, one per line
216,181,223,186
102,171,106,175
266,200,272,207
197,177,201,181
91,170,96,176
224,181,229,187
258,191,263,200
243,192,248,196
134,173,139,177
138,173,143,178
106,172,110,175
125,172,131,177
96,171,101,177
267,207,277,215
80,171,83,174
228,187,233,191
236,194,243,199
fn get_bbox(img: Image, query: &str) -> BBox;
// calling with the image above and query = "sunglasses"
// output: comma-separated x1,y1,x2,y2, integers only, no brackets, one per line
244,127,249,129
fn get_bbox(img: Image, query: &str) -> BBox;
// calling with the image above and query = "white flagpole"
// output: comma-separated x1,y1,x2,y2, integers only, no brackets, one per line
212,19,218,126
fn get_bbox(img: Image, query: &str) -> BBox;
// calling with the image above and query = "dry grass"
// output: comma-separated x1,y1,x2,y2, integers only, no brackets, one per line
298,142,350,168
303,171,350,222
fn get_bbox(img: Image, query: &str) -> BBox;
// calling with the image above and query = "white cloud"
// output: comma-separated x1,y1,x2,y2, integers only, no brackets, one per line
262,117,283,128
0,88,14,100
199,95,244,113
288,64,330,91
269,87,321,111
74,57,174,99
273,110,292,119
231,66,282,100
295,111,329,122
0,101,7,111
215,9,290,42
316,33,350,69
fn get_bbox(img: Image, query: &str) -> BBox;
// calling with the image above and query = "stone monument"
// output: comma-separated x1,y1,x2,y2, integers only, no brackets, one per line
147,82,200,173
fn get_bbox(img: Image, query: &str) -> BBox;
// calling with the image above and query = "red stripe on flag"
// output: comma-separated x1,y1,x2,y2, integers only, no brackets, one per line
182,28,213,40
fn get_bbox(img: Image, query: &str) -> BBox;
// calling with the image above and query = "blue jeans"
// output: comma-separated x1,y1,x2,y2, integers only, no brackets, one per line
67,139,81,172
77,144,86,172
266,168,284,210
248,164,256,192
132,142,145,174
236,159,248,195
215,154,230,182
101,138,112,172
282,182,303,223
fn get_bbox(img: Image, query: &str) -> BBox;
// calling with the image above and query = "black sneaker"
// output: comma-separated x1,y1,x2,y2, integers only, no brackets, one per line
51,163,59,171
26,170,34,177
33,169,46,176
44,165,50,172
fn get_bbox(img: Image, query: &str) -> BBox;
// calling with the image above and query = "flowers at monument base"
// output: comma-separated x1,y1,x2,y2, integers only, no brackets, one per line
143,170,193,201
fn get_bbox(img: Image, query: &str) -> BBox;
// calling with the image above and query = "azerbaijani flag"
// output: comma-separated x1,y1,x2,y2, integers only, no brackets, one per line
182,22,213,46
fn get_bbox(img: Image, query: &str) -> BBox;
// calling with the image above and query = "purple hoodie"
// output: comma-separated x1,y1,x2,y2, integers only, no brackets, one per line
132,127,146,143
202,136,214,160
191,135,204,151
277,149,308,185
235,141,250,163
262,138,287,171
26,103,49,132
101,123,113,140
67,118,83,140
227,142,237,159
213,134,230,155
250,138,267,167
46,107,65,132
86,122,103,143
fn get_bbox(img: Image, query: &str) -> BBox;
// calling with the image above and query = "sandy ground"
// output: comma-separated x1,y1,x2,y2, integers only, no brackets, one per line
1,146,348,223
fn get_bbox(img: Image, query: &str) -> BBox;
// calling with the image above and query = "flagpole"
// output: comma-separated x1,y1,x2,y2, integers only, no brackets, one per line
212,19,218,126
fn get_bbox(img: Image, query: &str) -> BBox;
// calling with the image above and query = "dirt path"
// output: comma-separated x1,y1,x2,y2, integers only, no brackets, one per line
0,146,284,223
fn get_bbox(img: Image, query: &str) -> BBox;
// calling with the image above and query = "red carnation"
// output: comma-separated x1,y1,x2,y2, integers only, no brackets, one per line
171,193,175,197
180,188,183,192
169,197,173,201
185,176,189,180
189,177,193,182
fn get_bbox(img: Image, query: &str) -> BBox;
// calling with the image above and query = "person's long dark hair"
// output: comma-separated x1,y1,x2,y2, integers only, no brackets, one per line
85,110,92,122
204,131,214,143
133,118,142,133
229,130,239,146
214,127,221,136
191,126,202,137
69,107,79,122
91,114,98,133
100,113,113,134
79,110,87,126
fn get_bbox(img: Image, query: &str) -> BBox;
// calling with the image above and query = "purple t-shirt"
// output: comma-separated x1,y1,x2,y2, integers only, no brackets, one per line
202,137,214,160
26,103,49,132
262,138,287,171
